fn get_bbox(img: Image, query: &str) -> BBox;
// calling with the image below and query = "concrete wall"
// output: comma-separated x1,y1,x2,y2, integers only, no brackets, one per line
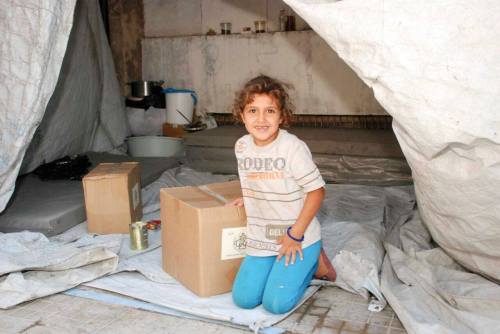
143,0,309,37
142,0,386,116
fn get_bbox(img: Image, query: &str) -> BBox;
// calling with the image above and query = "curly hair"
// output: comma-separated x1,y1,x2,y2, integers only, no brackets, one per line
232,75,294,127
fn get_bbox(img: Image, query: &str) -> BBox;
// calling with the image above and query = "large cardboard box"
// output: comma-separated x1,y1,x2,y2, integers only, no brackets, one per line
83,162,142,234
160,181,247,297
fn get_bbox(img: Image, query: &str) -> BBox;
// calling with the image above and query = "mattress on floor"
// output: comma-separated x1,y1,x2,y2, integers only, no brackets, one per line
0,152,181,236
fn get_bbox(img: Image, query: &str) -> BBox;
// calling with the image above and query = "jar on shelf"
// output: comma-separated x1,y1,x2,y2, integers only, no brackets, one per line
286,15,296,31
279,9,287,31
220,22,232,34
254,20,266,33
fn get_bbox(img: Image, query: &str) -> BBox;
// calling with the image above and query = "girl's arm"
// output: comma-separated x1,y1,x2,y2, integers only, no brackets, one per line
277,186,325,265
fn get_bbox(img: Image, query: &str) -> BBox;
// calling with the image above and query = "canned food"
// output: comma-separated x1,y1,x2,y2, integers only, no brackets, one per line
130,221,148,250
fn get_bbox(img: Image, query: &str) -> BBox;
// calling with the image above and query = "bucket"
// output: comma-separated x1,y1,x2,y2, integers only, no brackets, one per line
127,136,184,157
164,88,197,125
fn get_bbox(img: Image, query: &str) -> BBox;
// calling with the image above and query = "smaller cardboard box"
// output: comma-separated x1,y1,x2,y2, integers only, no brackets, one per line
161,180,247,297
83,162,142,234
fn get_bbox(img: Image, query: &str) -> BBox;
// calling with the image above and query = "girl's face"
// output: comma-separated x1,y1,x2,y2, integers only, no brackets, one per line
241,94,282,146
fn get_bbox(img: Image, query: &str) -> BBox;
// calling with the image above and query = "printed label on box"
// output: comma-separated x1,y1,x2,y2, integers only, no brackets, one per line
221,227,247,260
132,183,140,209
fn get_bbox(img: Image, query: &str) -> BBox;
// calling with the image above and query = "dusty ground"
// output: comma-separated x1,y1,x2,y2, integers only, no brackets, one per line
0,285,406,334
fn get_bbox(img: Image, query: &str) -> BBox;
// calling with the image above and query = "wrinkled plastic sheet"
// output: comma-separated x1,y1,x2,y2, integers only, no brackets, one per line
284,0,500,280
0,166,422,331
0,231,119,309
0,0,77,212
284,1,500,332
80,174,412,330
0,0,129,213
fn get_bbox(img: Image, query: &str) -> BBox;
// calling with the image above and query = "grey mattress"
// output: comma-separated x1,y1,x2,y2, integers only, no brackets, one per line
0,152,181,236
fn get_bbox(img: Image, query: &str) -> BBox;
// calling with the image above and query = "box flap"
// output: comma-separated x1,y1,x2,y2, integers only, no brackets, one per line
84,162,139,180
161,180,242,209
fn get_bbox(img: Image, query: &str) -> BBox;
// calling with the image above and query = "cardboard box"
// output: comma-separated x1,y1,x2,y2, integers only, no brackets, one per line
162,122,185,138
160,180,247,297
83,162,142,234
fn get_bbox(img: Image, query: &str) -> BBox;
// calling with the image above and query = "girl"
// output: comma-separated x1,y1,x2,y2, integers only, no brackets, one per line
230,75,335,314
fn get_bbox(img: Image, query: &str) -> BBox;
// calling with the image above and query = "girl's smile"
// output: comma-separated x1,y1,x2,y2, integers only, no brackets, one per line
241,94,282,146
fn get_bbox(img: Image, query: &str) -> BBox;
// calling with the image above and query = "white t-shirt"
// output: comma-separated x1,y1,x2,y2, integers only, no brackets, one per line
235,129,325,256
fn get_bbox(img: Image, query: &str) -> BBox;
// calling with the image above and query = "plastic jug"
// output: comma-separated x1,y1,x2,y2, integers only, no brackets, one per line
163,88,197,125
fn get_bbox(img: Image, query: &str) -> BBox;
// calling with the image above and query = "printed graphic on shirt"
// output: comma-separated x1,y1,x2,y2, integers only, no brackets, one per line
237,157,286,171
238,156,286,181
265,224,291,240
235,140,247,154
245,171,284,180
246,238,280,252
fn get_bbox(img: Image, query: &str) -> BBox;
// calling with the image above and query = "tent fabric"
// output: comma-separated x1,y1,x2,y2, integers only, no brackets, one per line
284,0,500,281
284,0,500,332
0,0,77,212
0,231,119,309
20,0,130,174
0,0,129,213
381,209,500,334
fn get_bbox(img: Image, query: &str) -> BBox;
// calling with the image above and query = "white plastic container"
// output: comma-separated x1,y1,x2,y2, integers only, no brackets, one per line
165,90,196,125
127,136,184,157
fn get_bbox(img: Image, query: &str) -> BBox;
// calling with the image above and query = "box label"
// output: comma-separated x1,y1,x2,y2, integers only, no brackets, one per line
221,227,247,260
132,183,140,209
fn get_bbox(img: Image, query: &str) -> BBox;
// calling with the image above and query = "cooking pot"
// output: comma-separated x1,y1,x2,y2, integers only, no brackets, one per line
127,80,164,97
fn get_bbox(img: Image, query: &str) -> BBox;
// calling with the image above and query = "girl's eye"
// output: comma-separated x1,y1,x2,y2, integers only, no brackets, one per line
247,108,257,113
267,108,276,113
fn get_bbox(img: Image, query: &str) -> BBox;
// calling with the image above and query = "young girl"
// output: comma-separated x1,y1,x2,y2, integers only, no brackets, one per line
230,75,335,314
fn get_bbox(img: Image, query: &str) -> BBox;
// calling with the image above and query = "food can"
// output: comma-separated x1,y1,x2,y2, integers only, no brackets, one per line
130,221,148,250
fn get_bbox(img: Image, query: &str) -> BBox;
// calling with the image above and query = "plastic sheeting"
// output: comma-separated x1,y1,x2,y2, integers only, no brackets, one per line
0,231,119,309
284,0,500,282
382,207,500,334
284,0,500,332
21,0,129,174
0,0,129,213
0,165,427,330
318,185,417,311
83,175,402,331
0,0,77,212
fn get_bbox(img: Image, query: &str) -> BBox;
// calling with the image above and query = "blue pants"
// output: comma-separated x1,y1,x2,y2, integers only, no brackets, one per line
232,241,321,314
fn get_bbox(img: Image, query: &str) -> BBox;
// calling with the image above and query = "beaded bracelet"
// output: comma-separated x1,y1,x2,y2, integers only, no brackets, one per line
286,226,304,242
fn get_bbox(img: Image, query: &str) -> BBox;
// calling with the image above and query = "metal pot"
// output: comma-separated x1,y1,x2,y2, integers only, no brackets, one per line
127,80,164,97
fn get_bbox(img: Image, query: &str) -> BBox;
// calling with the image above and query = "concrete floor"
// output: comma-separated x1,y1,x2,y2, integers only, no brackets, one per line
0,286,406,334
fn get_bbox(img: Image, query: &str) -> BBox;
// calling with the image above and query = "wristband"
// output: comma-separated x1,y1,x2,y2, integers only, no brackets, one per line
286,226,304,242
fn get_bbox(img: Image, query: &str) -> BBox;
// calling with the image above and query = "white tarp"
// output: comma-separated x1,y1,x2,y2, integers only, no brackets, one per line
20,0,130,174
0,0,129,213
0,0,77,211
381,208,500,334
284,0,500,282
0,231,119,309
284,0,500,332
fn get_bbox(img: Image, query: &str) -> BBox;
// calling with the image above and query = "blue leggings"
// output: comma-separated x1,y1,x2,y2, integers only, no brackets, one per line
232,241,321,314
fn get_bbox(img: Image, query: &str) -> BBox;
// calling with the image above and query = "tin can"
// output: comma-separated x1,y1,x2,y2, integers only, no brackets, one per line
130,221,148,250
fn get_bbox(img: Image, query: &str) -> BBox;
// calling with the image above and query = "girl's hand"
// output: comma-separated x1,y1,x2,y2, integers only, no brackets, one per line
227,197,244,207
277,232,304,266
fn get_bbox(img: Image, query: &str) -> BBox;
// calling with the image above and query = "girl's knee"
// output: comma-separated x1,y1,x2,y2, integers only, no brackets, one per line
262,291,296,314
232,290,261,309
